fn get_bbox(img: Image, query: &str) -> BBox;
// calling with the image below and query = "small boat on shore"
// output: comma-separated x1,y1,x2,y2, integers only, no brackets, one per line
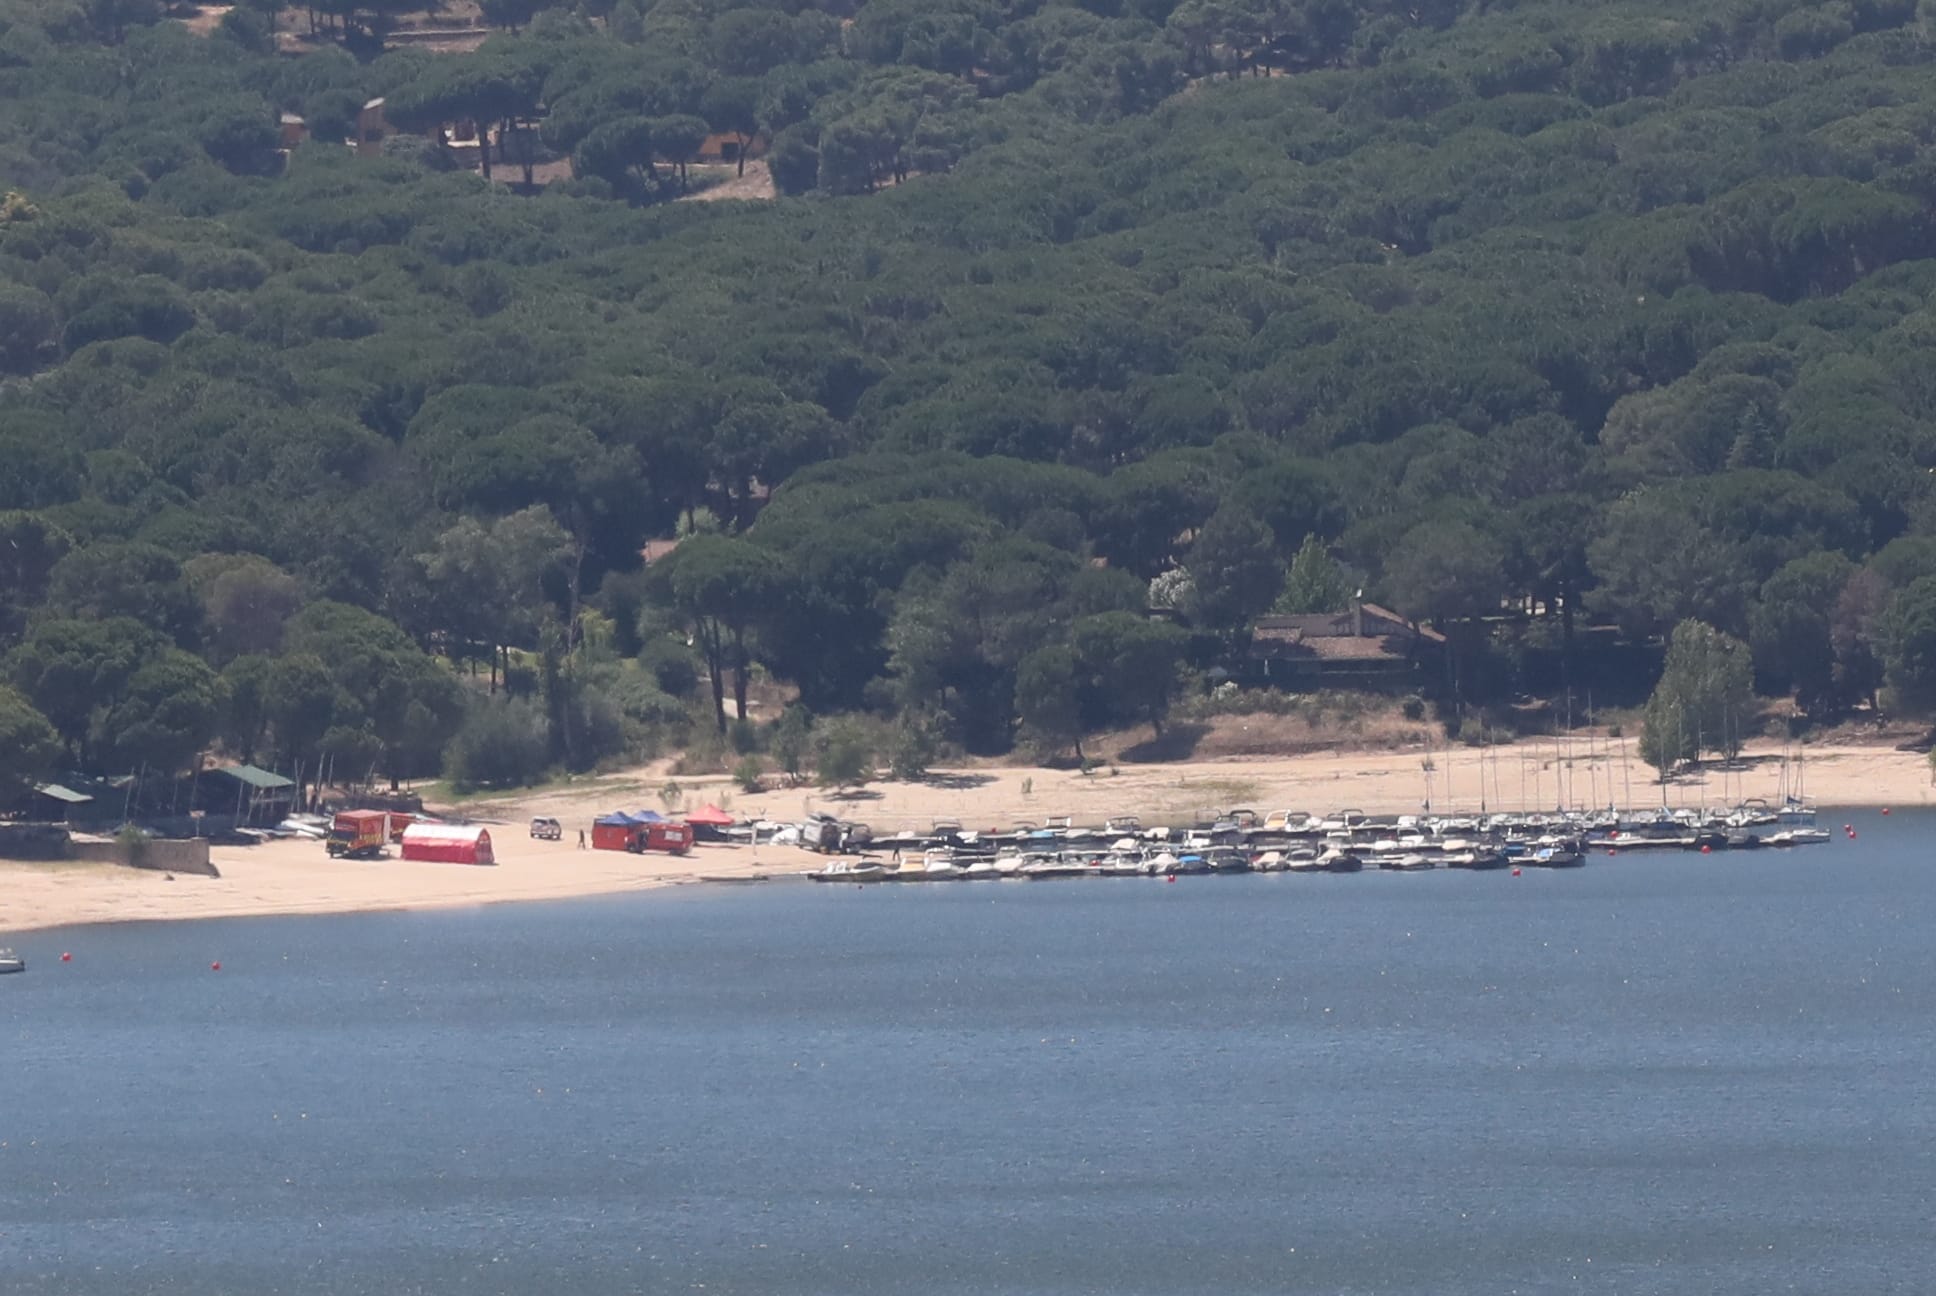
0,948,25,974
808,861,885,883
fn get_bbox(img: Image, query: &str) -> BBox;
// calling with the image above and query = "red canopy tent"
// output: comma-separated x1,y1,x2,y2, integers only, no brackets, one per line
400,823,494,865
685,805,734,826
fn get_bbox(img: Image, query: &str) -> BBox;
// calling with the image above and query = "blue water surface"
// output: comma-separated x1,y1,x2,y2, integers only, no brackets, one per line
4,809,1933,1294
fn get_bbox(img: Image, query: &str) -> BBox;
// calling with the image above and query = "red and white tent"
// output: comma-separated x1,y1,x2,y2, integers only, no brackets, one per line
400,823,494,865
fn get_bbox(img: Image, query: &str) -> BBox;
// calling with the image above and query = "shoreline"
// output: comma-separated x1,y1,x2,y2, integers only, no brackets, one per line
3,738,1926,938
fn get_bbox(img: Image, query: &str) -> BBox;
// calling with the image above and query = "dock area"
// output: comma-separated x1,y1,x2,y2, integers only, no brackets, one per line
797,801,1833,882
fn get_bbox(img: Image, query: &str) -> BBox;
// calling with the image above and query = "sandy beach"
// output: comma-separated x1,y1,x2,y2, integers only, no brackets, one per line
2,737,1926,937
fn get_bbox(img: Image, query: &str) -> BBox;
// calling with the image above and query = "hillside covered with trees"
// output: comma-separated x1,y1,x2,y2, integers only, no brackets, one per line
6,0,1936,803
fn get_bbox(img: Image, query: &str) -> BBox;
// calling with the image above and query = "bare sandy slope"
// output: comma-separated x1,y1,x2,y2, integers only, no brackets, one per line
2,738,1921,937
509,737,1920,834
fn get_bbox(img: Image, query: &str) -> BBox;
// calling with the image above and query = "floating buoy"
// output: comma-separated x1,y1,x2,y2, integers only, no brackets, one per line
1700,844,1711,854
1882,808,1891,815
1166,874,1176,883
210,961,221,972
1511,867,1521,877
1845,823,1854,832
60,952,71,963
1848,830,1858,840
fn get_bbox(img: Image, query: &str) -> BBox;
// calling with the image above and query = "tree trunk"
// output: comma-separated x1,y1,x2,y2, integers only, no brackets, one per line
699,620,727,733
731,624,750,721
478,124,492,180
735,134,747,177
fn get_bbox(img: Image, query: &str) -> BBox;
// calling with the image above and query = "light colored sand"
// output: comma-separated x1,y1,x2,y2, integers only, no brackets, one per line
1,738,1921,936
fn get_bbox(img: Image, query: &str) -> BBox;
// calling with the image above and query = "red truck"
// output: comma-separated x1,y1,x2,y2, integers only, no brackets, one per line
326,809,392,859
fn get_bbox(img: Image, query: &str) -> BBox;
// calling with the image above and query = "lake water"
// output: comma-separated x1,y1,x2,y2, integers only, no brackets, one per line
5,810,1935,1295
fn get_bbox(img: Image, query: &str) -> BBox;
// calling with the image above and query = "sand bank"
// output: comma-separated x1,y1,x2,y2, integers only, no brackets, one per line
2,738,1924,937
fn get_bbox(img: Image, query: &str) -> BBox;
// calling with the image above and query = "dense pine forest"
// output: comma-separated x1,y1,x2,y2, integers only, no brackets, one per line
5,0,1936,802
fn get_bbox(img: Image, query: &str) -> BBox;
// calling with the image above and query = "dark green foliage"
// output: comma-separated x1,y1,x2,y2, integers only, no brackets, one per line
8,0,1936,804
444,696,551,789
1185,504,1282,634
1640,619,1755,779
1879,576,1936,710
0,684,62,792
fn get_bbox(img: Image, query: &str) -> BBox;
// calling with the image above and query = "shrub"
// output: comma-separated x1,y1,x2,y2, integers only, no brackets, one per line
771,706,811,783
733,755,765,793
444,698,551,790
816,722,871,790
887,713,937,780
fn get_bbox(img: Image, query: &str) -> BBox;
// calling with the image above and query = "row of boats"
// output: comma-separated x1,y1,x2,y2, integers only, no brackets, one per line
804,800,1831,884
811,837,1585,882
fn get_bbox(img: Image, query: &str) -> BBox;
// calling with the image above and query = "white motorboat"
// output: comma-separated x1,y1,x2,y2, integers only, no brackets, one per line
807,860,885,883
1142,850,1179,876
0,948,24,974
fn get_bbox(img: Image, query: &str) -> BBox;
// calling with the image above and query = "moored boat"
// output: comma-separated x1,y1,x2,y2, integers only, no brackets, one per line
1319,846,1363,873
1,948,27,973
808,860,885,883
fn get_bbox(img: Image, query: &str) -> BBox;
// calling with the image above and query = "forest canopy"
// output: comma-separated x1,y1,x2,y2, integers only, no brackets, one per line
4,0,1936,798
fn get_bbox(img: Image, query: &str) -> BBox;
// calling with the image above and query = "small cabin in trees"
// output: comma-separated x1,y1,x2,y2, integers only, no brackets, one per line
1246,601,1441,688
279,113,308,149
696,132,768,165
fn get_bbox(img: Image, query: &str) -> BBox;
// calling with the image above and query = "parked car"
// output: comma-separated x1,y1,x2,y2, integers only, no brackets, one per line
530,816,562,841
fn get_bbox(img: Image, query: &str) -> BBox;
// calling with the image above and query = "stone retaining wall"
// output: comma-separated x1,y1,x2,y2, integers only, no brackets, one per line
67,838,219,876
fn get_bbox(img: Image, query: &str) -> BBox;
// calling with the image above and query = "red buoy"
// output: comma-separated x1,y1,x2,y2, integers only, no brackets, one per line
60,952,72,962
1607,848,1616,857
210,961,221,972
1882,808,1891,815
1701,844,1712,854
1848,830,1858,840
1166,874,1176,883
1511,867,1521,877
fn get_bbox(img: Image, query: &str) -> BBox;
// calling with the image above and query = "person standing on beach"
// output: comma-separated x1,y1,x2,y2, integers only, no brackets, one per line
577,828,587,849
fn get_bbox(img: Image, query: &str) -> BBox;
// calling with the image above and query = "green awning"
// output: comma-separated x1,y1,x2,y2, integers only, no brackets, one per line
216,764,295,790
35,783,94,804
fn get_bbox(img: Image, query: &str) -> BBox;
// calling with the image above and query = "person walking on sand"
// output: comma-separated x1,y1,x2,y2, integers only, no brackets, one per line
577,828,587,849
